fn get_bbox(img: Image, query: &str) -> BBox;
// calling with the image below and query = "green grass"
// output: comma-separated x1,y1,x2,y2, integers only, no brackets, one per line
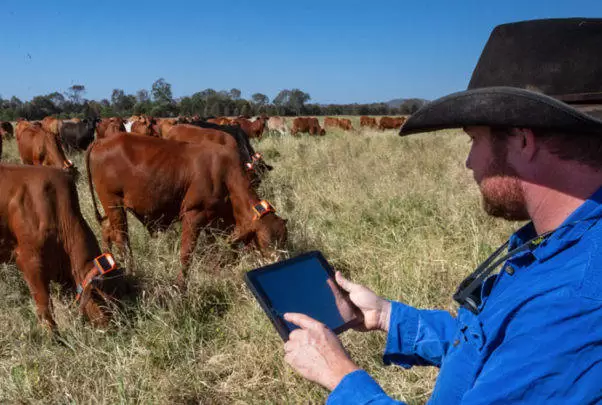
0,126,518,404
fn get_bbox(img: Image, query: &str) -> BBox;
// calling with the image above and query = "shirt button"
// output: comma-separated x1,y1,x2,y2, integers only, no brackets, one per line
506,265,515,275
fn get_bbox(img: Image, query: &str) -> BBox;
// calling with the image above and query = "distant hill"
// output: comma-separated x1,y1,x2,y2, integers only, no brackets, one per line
385,98,429,108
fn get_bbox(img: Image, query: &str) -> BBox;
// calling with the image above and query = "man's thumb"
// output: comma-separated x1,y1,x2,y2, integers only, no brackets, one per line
335,271,356,292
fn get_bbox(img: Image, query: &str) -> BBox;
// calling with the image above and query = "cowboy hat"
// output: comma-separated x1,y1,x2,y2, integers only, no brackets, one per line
399,18,602,136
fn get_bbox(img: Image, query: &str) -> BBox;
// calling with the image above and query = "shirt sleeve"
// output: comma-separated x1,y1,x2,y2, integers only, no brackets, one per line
327,370,406,405
459,291,602,404
383,301,458,368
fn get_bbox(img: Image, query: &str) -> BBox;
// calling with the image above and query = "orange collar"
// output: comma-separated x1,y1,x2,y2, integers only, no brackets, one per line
75,253,118,303
252,200,275,221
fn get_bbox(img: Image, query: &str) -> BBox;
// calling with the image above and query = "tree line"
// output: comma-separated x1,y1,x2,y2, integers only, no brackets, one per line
0,78,427,121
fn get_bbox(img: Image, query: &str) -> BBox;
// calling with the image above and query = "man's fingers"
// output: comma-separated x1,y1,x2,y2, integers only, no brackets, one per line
284,312,323,330
335,271,357,293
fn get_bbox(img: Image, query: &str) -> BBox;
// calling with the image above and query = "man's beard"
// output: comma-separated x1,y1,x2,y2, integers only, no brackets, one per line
479,152,530,221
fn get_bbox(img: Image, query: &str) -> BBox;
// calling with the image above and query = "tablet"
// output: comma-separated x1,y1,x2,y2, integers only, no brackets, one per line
245,251,360,340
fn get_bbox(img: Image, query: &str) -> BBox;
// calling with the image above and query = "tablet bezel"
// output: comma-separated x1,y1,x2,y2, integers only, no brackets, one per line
245,251,360,341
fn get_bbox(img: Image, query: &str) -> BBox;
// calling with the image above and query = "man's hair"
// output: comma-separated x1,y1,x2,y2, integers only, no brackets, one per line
490,127,602,169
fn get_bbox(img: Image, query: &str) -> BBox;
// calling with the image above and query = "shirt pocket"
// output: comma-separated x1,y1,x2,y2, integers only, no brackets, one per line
429,310,486,404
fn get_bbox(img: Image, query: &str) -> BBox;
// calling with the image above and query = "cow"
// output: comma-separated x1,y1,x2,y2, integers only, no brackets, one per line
1,121,14,139
131,116,159,137
338,118,353,131
96,117,126,139
267,116,288,135
378,116,406,130
41,116,62,136
0,164,129,330
231,116,268,139
155,118,178,138
207,117,233,126
16,121,77,175
291,117,325,136
324,117,340,130
85,134,287,284
360,116,378,129
60,118,99,150
165,124,270,187
0,131,2,160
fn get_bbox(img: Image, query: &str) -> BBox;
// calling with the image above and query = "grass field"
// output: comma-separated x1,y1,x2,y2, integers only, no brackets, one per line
0,122,518,404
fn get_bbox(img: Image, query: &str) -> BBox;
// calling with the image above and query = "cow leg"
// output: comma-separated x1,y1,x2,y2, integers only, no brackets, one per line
16,249,56,331
177,210,208,286
105,205,133,273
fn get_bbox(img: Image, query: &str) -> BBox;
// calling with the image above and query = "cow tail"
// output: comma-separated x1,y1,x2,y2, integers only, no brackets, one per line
85,140,103,223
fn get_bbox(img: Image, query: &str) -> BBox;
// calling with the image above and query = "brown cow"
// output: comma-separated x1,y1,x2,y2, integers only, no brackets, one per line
338,118,353,131
207,117,233,126
16,121,76,175
41,116,62,135
291,117,325,136
378,116,406,130
155,118,177,138
232,116,268,139
324,117,340,130
360,116,378,128
96,117,126,139
131,116,159,136
85,134,287,283
0,164,128,329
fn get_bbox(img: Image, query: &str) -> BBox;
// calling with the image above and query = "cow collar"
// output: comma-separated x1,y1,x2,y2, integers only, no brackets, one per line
75,253,118,303
63,159,74,170
252,200,275,221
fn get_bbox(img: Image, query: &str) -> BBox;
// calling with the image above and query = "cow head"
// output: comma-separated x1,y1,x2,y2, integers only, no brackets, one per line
77,253,134,327
231,200,288,256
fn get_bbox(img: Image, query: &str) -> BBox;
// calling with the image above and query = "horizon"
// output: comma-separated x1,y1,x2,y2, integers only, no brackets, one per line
1,0,601,104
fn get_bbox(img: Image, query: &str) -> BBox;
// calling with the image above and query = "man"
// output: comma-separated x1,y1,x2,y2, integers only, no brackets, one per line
282,18,602,404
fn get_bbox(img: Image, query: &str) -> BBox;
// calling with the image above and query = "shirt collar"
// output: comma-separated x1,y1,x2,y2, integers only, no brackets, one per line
509,186,602,262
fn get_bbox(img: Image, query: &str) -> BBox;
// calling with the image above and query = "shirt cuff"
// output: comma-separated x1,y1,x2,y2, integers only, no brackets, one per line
327,370,391,405
383,301,420,368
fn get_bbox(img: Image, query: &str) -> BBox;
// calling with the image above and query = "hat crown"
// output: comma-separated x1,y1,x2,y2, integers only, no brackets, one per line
468,18,602,103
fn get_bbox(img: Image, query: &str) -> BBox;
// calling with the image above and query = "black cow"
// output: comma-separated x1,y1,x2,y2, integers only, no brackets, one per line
188,120,273,174
0,121,13,139
60,118,99,150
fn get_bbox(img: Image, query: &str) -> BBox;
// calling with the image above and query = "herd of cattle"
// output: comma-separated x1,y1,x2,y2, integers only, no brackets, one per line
0,114,406,332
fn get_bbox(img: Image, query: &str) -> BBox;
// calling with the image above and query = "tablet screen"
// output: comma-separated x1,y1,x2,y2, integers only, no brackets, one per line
245,251,359,340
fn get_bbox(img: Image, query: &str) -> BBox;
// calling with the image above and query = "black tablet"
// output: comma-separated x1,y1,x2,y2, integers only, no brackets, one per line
245,251,360,341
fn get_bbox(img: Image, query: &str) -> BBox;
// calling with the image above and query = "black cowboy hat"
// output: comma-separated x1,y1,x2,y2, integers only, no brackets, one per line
399,18,602,136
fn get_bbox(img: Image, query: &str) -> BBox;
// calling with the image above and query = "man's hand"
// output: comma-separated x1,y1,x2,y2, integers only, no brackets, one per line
283,313,360,391
335,271,392,332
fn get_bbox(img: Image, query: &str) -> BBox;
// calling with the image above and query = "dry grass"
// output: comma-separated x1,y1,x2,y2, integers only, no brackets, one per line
0,124,517,404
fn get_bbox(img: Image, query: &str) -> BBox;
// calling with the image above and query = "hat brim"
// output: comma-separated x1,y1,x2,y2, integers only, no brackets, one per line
399,87,602,136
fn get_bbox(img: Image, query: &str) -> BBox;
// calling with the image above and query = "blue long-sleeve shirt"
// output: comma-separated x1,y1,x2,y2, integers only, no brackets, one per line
328,188,602,404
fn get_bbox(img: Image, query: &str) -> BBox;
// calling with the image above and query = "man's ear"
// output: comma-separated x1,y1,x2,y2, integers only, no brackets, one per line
512,128,538,162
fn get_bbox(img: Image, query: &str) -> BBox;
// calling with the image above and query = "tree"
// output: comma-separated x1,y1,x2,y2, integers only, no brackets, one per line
273,89,310,115
151,78,173,104
229,88,241,100
251,93,269,106
111,89,136,116
65,84,86,104
136,89,150,103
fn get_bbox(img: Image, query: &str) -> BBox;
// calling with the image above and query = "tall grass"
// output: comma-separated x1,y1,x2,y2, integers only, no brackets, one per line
0,125,518,404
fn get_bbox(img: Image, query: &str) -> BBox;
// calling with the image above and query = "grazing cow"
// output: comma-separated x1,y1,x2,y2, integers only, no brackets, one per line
291,117,325,136
85,134,287,283
267,116,288,135
232,116,268,139
166,124,270,187
207,117,233,126
1,121,14,139
96,117,126,139
378,116,406,130
338,118,353,131
16,121,76,175
0,164,129,329
324,117,340,130
60,118,99,150
360,116,378,129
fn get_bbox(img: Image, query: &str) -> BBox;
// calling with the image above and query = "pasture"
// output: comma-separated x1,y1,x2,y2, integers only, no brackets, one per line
0,121,518,404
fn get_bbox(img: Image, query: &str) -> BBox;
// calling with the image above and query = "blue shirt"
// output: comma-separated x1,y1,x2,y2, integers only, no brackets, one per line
328,188,602,404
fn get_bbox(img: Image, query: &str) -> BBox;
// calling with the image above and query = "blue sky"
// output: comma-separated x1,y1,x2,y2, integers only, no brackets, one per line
1,0,601,104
